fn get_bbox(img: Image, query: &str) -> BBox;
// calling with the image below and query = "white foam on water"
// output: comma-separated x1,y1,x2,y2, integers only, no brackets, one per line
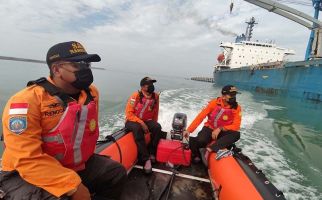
262,104,285,111
158,88,212,136
100,113,126,139
240,105,266,130
240,127,320,199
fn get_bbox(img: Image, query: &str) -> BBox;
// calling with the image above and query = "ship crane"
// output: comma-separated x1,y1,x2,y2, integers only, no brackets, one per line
239,0,322,60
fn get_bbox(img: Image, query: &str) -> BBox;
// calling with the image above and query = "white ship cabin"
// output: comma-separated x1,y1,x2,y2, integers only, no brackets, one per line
216,40,295,69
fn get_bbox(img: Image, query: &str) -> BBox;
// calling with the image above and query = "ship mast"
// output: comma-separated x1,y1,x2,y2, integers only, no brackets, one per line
245,17,258,41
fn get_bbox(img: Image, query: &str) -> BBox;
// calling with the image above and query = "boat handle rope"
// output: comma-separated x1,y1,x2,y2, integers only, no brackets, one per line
105,135,123,164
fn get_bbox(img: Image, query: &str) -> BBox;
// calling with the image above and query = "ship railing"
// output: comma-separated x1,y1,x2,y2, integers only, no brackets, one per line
214,65,231,72
215,61,286,72
214,64,230,69
250,61,284,70
284,59,322,68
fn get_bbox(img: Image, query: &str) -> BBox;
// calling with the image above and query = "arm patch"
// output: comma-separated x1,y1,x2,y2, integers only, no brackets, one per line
9,116,27,134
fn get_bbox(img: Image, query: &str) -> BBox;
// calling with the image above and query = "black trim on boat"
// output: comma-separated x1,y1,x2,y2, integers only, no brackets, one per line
233,150,286,199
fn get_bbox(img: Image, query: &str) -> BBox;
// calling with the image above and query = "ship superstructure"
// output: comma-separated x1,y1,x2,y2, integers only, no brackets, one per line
216,17,295,70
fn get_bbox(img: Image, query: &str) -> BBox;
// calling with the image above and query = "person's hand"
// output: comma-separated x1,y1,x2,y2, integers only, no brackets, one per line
141,123,149,133
71,183,91,200
211,128,221,140
183,130,190,138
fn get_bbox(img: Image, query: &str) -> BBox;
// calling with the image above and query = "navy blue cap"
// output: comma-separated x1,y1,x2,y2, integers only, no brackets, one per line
221,85,240,95
140,77,157,86
46,41,101,66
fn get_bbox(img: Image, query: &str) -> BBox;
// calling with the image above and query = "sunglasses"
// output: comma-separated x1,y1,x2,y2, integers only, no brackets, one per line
58,61,91,69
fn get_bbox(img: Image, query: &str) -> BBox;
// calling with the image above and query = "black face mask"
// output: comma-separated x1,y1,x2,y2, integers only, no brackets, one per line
71,68,93,90
147,84,155,94
227,96,238,109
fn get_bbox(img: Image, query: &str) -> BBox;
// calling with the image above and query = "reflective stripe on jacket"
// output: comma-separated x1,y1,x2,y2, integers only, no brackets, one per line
134,95,156,121
42,101,99,171
207,105,234,129
187,97,241,133
125,91,159,124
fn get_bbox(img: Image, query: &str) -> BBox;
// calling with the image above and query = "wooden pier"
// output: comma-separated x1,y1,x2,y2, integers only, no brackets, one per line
191,77,214,83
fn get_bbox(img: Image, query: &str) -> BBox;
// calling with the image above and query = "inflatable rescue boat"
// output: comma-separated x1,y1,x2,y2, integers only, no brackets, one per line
96,113,285,200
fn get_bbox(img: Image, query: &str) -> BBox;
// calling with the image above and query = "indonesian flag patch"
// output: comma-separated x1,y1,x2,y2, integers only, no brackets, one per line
130,98,135,105
9,103,29,115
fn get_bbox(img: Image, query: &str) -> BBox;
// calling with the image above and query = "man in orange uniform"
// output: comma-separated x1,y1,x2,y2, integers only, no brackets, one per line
0,41,127,200
184,85,242,162
125,77,163,174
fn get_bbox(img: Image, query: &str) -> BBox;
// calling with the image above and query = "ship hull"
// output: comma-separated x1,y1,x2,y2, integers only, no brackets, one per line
213,60,322,101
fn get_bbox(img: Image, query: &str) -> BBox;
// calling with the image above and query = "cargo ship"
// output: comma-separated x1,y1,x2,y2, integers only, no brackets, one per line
214,0,322,102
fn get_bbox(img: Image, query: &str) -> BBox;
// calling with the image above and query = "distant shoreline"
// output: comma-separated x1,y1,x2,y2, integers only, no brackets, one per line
0,56,46,64
0,56,106,70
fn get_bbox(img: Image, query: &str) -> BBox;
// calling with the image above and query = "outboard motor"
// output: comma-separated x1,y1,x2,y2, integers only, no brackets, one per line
156,113,191,166
170,113,187,141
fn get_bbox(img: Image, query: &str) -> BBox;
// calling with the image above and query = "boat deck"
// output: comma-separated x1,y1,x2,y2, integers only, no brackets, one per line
121,162,213,200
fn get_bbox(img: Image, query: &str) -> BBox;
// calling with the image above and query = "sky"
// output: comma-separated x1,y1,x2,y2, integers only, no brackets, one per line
0,0,314,77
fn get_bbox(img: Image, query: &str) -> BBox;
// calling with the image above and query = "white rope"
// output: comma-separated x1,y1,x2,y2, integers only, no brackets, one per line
134,165,210,183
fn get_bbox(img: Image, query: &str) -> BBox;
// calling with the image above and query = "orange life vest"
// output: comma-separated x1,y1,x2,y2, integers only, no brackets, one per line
134,92,156,121
26,78,99,171
41,101,99,171
207,105,234,129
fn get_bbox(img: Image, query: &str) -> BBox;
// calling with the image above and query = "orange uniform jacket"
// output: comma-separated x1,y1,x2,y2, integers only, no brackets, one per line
125,91,159,125
187,97,242,133
1,77,99,197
